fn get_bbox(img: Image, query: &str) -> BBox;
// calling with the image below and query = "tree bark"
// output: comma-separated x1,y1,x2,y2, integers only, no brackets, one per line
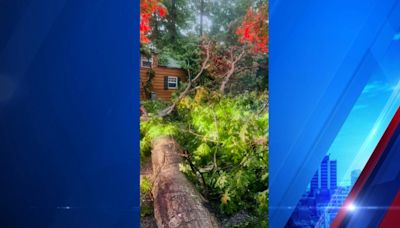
219,49,245,94
219,65,234,94
200,0,204,37
151,137,220,228
169,0,178,42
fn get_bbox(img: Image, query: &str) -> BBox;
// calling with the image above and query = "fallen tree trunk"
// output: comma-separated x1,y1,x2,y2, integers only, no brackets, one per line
151,137,220,228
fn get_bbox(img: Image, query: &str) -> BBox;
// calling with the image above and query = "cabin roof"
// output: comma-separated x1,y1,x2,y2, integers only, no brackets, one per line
158,57,182,69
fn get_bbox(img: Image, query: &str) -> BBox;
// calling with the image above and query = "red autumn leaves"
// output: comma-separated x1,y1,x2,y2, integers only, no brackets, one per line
236,5,268,54
140,0,167,43
140,0,268,54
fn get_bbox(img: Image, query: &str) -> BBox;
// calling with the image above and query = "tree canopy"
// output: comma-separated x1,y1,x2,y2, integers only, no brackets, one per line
140,0,167,43
140,0,268,94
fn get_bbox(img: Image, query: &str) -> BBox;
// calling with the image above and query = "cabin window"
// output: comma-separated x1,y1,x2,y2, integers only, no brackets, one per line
167,76,178,89
141,57,153,68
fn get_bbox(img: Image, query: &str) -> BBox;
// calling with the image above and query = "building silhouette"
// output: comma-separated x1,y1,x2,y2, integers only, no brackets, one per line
288,155,345,227
309,155,338,194
330,160,337,190
311,171,319,194
321,156,329,190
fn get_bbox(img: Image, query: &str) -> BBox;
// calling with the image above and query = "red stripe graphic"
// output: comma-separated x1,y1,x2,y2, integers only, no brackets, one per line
331,107,400,228
379,191,400,227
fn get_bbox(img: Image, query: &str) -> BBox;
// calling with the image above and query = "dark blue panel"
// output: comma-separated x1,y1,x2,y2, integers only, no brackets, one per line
270,0,400,226
0,0,139,227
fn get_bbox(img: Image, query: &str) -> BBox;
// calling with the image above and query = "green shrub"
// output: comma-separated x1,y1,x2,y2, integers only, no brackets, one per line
140,176,153,217
140,176,152,195
140,89,268,223
140,117,180,161
141,100,169,114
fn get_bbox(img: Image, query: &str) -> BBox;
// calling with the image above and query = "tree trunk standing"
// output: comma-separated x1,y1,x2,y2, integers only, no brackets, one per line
151,15,160,45
169,0,178,42
199,0,204,37
151,137,220,228
219,49,246,94
219,67,234,94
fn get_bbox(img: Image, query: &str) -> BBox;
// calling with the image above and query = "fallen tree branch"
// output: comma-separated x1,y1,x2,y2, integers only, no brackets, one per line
182,150,209,198
140,105,149,120
158,42,211,118
219,47,246,94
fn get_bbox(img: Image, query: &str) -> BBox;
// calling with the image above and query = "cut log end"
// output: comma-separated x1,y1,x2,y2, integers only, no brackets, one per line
151,137,220,228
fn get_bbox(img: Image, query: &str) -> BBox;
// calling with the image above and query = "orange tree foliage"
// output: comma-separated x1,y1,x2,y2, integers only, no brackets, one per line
236,3,268,54
140,0,167,43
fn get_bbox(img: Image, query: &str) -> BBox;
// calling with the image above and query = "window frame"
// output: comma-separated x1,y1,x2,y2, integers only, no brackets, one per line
141,56,153,68
167,76,178,89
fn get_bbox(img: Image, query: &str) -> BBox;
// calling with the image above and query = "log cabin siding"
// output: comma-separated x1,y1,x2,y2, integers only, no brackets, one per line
140,57,186,101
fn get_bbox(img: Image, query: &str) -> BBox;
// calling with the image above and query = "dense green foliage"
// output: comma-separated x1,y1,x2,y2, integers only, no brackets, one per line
140,176,154,217
208,0,253,44
140,90,268,224
142,100,169,115
140,176,153,195
149,0,194,49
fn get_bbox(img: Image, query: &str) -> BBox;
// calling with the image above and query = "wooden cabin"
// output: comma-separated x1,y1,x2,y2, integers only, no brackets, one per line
140,54,186,101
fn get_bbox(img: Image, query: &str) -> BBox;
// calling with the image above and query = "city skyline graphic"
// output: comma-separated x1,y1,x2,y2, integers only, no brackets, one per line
287,155,360,227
